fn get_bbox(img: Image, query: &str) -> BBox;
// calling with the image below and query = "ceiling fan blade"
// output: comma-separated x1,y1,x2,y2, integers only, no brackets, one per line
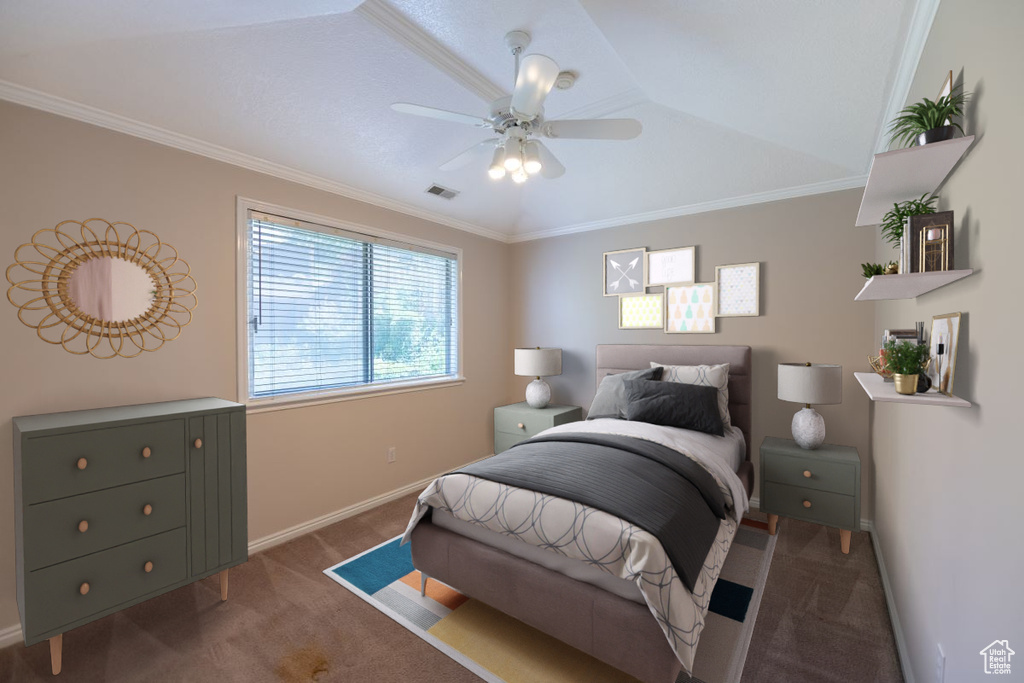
510,54,559,120
541,118,642,140
391,102,491,127
439,138,500,171
534,141,565,179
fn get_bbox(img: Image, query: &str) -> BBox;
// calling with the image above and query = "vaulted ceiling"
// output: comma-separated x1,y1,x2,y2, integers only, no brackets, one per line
0,0,920,241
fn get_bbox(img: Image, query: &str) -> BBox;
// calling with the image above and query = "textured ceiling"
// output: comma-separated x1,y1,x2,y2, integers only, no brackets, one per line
0,0,917,240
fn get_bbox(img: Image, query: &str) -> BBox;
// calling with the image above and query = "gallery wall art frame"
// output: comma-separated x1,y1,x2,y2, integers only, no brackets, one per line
715,262,760,317
664,282,717,334
645,246,695,287
603,247,646,297
618,292,664,330
929,312,961,396
909,211,954,273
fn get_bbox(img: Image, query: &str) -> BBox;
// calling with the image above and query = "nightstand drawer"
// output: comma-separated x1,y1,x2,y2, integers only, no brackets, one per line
495,432,524,454
23,474,187,571
762,482,857,530
494,411,549,437
763,453,856,495
23,527,187,639
22,420,185,504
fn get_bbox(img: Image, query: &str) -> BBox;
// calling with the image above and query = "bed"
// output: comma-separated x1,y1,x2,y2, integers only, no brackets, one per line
404,344,753,682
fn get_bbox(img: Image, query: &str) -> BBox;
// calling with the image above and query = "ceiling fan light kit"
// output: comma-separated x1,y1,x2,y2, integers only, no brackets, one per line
391,30,642,184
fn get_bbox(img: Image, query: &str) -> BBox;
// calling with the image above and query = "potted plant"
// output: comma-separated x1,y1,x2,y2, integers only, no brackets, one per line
887,86,969,148
883,339,931,395
881,193,937,249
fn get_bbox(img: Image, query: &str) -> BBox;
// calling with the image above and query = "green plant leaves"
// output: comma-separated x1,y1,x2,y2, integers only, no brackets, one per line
880,193,938,248
882,339,930,375
886,88,969,148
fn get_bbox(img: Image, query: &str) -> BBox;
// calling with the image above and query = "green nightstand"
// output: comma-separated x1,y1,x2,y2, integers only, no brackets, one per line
759,436,861,554
494,402,583,454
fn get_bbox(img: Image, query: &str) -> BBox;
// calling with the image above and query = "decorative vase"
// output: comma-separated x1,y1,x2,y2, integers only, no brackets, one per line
893,373,918,395
916,374,933,393
917,125,956,146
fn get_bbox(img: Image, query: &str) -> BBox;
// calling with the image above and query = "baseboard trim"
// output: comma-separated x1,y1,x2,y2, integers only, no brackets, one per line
748,497,872,532
865,521,914,683
0,623,21,649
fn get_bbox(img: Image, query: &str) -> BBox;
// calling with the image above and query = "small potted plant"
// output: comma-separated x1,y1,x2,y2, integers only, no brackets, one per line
882,339,931,395
887,86,969,148
880,193,937,249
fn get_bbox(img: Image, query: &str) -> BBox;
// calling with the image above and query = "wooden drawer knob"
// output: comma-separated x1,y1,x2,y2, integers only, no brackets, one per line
194,438,202,449
142,504,153,516
79,582,90,596
76,457,88,470
144,561,154,573
78,520,89,533
142,446,152,458
803,470,812,478
517,423,525,430
803,500,812,508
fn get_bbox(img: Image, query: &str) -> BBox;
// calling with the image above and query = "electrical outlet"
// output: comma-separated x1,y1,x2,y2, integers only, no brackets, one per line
935,643,945,683
387,447,397,464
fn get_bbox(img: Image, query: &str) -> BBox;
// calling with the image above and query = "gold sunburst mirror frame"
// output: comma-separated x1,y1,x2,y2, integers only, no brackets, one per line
6,219,197,359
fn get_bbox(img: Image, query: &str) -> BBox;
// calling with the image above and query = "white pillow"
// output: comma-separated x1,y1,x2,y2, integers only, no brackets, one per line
650,362,731,428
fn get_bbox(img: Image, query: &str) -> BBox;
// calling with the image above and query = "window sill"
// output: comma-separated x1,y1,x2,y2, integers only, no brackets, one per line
244,376,466,414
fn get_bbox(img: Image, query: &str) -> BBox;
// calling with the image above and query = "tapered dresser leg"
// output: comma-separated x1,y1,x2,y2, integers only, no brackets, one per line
840,529,852,555
767,513,779,536
420,572,429,597
49,634,62,675
219,569,229,601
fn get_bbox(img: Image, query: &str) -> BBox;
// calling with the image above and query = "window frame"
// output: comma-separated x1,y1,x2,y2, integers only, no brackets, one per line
235,197,464,413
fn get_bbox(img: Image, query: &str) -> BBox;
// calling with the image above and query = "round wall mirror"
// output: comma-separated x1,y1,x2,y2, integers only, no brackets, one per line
68,257,156,323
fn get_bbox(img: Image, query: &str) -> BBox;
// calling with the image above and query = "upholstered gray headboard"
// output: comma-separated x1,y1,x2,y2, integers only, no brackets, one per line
595,344,753,461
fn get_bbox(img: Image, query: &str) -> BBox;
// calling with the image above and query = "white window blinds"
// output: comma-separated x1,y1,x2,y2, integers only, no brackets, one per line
245,211,459,400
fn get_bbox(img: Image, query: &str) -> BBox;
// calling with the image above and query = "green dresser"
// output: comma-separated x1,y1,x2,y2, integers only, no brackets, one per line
759,436,860,554
494,402,583,454
13,398,247,675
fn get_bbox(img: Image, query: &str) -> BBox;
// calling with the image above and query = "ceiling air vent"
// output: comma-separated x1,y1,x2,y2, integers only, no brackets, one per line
425,184,459,200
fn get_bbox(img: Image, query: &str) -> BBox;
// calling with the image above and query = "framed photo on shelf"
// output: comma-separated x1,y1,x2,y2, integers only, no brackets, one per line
665,282,716,334
619,292,664,330
645,246,695,287
715,262,760,317
909,212,954,273
929,312,961,396
604,248,646,297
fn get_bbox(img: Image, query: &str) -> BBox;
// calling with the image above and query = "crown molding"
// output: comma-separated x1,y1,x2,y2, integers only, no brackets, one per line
507,174,869,243
0,80,508,243
355,0,506,104
871,0,942,156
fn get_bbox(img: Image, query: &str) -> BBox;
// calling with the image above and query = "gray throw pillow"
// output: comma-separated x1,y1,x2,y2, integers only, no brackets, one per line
586,366,663,420
622,379,724,436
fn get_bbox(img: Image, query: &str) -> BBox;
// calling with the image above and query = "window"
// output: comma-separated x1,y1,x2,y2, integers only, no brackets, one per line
240,205,460,404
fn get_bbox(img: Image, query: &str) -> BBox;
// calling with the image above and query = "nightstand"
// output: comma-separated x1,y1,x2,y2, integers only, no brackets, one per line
494,402,583,454
759,436,861,554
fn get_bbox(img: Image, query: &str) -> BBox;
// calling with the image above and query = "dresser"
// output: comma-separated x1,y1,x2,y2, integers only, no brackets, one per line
13,398,247,675
493,402,583,454
759,436,860,554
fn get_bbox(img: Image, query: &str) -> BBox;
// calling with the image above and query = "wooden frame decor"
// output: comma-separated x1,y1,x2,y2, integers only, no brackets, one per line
618,292,663,329
929,312,961,396
665,282,716,333
645,246,695,287
6,219,197,359
909,211,954,273
603,247,646,296
715,262,760,317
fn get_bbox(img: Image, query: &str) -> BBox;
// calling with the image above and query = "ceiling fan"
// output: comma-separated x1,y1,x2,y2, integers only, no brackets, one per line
391,30,642,184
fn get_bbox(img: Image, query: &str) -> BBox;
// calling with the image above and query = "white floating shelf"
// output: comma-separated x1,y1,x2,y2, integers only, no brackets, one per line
855,136,975,227
854,372,970,407
855,269,973,301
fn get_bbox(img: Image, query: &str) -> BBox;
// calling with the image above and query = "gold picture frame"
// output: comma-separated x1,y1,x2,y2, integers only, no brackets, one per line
929,312,961,396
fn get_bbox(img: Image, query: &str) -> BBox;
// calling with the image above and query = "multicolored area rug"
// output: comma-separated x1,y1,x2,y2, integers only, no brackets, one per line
324,518,776,683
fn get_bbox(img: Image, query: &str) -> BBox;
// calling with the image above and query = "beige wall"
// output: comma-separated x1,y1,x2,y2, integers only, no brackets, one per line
871,1,1024,680
0,101,511,632
509,189,877,514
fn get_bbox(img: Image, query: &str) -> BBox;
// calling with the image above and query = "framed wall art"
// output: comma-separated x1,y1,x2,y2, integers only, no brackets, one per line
645,246,695,287
929,312,961,396
619,292,664,329
603,247,646,296
715,262,760,317
665,282,716,334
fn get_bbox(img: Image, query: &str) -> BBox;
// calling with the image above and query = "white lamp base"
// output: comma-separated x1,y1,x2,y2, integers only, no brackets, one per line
792,407,825,450
525,378,551,408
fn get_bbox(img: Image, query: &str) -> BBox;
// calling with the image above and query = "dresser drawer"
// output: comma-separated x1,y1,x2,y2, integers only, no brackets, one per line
762,482,857,530
23,474,187,571
24,527,187,639
21,420,185,504
762,452,856,495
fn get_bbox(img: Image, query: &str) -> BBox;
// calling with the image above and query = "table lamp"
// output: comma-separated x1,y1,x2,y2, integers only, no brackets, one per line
777,362,843,450
514,347,562,408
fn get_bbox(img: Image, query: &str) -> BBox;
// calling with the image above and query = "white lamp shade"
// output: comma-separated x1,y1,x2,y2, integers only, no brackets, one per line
778,363,843,405
515,348,562,377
